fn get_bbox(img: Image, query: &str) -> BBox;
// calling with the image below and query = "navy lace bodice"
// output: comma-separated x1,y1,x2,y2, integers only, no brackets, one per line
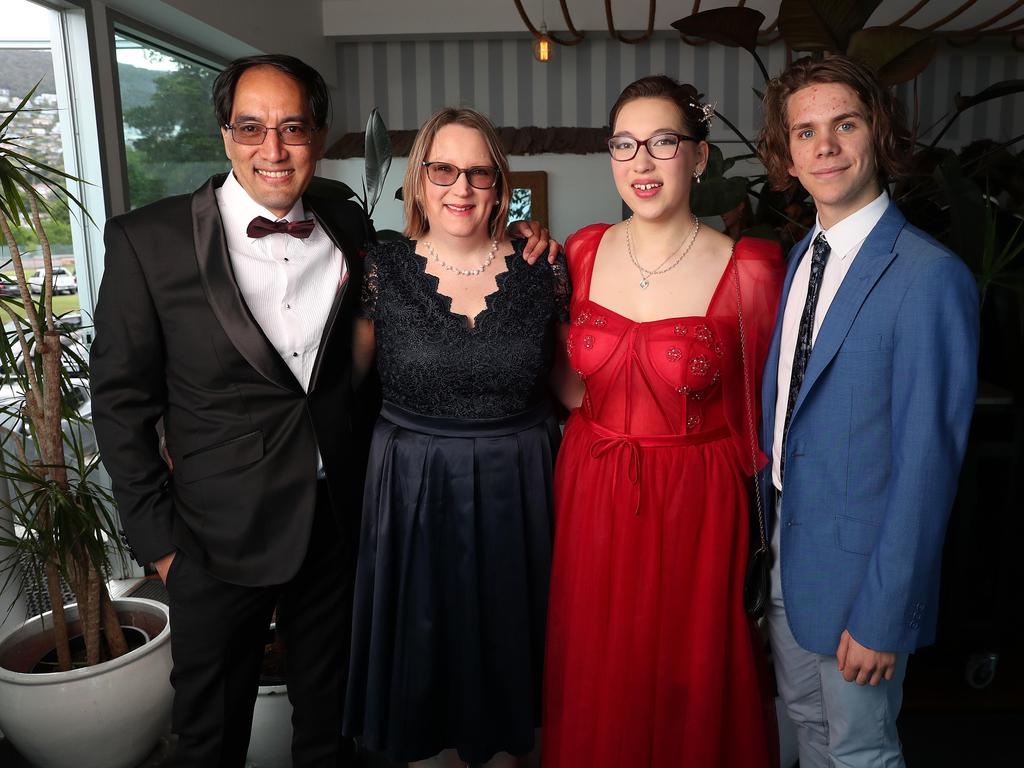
361,238,571,419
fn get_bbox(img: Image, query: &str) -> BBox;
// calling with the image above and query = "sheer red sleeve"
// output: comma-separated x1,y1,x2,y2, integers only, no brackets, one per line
709,236,785,474
563,223,611,316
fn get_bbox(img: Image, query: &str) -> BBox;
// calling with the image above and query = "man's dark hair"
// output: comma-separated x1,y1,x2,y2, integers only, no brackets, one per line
757,54,911,192
212,54,331,129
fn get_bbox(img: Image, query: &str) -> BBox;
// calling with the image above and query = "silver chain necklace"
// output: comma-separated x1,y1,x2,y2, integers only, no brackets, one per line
625,215,700,289
423,239,499,276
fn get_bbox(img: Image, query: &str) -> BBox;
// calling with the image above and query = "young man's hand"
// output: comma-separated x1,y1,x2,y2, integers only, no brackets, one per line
836,629,897,685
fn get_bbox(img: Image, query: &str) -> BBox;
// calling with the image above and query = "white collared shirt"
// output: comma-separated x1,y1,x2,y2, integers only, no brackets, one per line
215,171,347,393
772,191,889,490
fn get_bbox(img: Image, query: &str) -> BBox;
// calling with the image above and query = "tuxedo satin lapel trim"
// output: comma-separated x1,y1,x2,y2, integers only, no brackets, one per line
762,229,813,442
305,200,361,392
791,204,905,419
191,174,303,393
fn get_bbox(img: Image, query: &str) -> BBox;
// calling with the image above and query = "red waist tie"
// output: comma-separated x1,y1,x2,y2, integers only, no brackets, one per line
579,414,729,515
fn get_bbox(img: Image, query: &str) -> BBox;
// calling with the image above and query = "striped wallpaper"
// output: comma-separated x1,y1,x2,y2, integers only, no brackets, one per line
335,37,1023,151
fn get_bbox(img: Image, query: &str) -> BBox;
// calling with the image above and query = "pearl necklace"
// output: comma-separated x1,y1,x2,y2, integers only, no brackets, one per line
423,239,499,276
625,215,700,289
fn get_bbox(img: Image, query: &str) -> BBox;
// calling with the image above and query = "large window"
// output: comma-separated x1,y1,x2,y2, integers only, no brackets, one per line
0,0,100,319
0,0,83,317
114,32,226,210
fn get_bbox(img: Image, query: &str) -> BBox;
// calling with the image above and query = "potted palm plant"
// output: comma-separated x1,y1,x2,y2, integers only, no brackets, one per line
0,84,173,768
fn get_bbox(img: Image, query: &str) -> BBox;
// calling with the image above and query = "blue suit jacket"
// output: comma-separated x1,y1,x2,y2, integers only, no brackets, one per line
760,202,979,655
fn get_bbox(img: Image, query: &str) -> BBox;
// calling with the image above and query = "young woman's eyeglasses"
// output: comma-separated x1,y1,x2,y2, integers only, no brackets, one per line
607,132,699,162
224,122,317,146
422,161,500,189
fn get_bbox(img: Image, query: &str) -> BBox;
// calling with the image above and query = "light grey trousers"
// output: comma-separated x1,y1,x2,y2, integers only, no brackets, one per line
768,507,908,768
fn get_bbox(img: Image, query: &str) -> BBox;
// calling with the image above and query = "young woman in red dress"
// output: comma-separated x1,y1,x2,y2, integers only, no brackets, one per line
543,76,784,767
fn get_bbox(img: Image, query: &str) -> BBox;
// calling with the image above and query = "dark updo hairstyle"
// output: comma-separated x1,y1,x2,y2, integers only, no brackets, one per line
608,75,711,141
213,54,331,129
757,55,911,192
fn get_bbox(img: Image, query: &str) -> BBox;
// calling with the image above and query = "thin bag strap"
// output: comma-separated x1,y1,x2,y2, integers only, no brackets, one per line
731,252,768,552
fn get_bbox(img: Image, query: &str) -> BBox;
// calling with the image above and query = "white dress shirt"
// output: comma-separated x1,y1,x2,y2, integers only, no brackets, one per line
772,191,889,491
215,171,347,393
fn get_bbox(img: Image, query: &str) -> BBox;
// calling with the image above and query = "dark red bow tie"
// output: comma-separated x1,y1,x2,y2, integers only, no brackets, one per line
246,216,316,239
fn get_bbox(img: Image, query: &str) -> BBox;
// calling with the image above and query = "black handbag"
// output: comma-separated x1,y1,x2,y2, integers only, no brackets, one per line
731,255,772,621
743,535,771,620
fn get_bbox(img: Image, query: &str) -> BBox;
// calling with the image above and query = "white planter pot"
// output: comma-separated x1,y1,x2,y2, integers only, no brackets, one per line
0,596,173,768
246,683,293,768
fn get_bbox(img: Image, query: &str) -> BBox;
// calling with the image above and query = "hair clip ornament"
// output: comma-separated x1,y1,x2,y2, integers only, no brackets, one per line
687,100,716,127
700,102,716,127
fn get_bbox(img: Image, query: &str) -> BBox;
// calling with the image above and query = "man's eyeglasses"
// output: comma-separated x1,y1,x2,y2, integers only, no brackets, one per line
422,161,500,190
607,132,699,162
224,122,318,146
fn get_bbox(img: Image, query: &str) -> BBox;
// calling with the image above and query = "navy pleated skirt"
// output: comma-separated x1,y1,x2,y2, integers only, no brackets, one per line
344,400,559,763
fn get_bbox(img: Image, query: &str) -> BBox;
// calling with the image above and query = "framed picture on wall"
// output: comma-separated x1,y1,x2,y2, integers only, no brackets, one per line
509,171,549,230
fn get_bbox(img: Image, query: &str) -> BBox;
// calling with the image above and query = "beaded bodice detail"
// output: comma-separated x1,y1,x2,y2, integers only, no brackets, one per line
568,306,727,434
361,238,571,419
564,223,783,444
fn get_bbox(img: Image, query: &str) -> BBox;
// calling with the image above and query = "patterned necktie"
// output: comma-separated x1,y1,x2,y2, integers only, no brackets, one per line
246,215,316,239
780,232,831,485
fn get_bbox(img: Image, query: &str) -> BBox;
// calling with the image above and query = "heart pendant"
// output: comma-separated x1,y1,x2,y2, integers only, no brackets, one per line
639,278,649,289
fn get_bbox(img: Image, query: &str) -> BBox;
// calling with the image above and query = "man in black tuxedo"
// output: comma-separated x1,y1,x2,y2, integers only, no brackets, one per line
91,55,375,767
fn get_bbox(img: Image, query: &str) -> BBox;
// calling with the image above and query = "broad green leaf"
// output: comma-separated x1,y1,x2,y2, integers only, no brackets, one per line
704,144,726,179
671,8,765,52
933,152,985,268
307,175,357,200
723,153,758,173
954,80,1024,113
847,27,937,86
363,108,393,218
691,176,749,218
930,80,1024,147
672,8,772,82
778,0,882,53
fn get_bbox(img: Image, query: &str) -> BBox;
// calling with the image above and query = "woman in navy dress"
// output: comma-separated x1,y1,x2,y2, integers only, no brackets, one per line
344,107,572,768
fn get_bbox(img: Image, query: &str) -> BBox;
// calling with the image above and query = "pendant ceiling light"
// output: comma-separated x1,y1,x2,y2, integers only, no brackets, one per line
534,23,553,62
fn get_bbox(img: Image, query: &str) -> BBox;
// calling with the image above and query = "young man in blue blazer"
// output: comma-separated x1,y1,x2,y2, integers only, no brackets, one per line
756,56,979,767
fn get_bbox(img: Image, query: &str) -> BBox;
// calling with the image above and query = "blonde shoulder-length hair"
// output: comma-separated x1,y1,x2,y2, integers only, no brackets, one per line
403,107,512,241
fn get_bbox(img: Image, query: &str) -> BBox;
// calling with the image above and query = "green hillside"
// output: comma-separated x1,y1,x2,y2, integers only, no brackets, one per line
0,49,56,98
0,49,158,111
116,62,159,111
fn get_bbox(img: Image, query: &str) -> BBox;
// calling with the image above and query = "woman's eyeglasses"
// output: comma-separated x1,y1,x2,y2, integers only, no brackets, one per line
422,161,500,189
607,132,698,162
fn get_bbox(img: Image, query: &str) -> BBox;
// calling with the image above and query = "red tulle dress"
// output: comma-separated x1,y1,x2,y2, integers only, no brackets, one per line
543,224,784,768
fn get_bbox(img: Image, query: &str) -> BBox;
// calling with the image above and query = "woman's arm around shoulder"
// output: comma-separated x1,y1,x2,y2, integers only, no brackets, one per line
351,240,400,387
549,249,584,409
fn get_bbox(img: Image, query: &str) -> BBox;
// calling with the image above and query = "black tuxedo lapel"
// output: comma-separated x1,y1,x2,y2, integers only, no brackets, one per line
190,174,303,393
305,194,367,392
